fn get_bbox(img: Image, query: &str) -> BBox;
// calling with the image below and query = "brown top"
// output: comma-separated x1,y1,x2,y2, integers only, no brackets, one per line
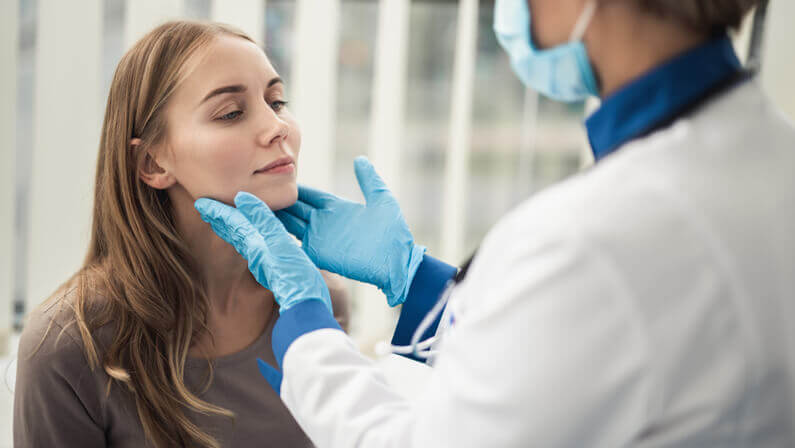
14,278,350,448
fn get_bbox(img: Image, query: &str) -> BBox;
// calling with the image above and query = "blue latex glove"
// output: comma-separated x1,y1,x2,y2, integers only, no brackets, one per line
194,192,332,314
275,157,426,307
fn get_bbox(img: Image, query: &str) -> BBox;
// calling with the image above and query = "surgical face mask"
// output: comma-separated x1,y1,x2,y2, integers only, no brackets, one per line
494,0,600,102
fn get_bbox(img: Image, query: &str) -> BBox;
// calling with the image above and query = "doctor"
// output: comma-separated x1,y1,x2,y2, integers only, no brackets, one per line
195,0,795,445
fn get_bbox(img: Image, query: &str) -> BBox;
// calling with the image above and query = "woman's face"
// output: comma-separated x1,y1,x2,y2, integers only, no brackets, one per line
154,34,300,210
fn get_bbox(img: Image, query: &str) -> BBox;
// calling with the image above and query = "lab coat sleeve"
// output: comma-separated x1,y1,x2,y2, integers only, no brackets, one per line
391,255,457,362
272,228,651,447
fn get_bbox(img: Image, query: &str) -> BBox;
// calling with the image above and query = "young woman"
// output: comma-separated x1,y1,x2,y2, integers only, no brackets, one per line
14,21,349,447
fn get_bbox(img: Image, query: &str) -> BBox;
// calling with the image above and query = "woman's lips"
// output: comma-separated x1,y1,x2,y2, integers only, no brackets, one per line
254,157,295,175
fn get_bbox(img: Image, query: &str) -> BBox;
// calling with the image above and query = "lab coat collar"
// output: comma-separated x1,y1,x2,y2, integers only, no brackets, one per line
585,35,742,161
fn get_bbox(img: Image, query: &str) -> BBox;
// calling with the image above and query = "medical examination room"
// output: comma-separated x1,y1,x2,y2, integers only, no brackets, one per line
1,0,794,446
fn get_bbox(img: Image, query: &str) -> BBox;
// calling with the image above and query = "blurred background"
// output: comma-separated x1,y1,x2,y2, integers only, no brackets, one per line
0,0,793,445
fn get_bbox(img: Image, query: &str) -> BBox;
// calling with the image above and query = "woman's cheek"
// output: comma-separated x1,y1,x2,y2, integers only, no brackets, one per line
208,147,252,197
178,135,249,202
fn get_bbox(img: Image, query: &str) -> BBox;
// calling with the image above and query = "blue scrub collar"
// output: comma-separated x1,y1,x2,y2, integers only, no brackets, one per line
585,35,743,162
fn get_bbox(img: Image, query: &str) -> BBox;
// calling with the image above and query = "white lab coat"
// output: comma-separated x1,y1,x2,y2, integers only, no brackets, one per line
278,80,795,447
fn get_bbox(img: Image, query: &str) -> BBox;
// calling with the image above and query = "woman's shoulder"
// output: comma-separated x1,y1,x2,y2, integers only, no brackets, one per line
17,287,110,372
15,288,112,437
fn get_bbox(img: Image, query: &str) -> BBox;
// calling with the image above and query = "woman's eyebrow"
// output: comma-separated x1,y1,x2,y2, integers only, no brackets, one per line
200,78,281,105
200,84,247,104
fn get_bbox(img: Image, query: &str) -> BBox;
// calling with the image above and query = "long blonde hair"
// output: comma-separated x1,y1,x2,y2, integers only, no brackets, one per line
48,21,255,448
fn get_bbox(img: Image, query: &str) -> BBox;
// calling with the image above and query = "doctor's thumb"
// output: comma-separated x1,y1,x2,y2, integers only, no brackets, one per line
354,156,392,205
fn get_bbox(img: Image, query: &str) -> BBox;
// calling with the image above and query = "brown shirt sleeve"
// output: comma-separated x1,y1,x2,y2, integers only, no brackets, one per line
14,301,107,448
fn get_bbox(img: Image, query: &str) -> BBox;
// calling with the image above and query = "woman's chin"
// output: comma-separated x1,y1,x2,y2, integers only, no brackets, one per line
250,184,298,211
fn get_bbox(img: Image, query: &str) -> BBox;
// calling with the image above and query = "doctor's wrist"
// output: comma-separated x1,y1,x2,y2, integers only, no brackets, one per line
385,244,427,307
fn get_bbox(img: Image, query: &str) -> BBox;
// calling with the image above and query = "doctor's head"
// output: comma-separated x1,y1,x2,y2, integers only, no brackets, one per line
527,0,761,46
519,0,761,97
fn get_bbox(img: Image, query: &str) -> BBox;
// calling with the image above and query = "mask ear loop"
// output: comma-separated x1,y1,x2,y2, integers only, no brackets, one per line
569,0,598,42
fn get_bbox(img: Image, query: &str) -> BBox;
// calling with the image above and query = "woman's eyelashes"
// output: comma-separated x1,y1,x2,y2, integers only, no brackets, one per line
217,110,243,121
270,100,288,112
212,97,288,122
213,100,246,122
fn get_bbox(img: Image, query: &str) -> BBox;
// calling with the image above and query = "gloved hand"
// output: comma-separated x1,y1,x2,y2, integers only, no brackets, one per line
275,156,425,307
194,192,332,314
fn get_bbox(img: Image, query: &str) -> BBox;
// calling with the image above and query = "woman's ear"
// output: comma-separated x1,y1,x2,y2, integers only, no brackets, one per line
132,138,176,190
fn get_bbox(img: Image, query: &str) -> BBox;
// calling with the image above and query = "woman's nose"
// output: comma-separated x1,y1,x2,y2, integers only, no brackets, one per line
257,107,289,148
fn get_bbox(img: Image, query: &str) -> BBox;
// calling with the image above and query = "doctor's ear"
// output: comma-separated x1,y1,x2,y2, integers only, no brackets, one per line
132,138,176,190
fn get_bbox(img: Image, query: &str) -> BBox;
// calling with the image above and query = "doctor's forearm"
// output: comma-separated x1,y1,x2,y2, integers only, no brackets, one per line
279,328,435,448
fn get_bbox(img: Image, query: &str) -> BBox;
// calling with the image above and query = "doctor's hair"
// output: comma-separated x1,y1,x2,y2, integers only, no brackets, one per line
636,0,762,31
41,21,256,448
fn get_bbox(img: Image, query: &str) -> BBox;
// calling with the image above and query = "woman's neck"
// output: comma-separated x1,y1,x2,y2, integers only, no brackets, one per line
170,188,259,308
585,4,710,98
168,186,275,357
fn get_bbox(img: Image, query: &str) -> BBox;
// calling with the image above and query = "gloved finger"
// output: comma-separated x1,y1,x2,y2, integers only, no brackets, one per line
297,184,337,209
282,200,314,222
194,197,236,221
275,209,308,239
193,198,258,258
194,198,256,246
354,156,392,205
234,192,287,239
257,358,283,395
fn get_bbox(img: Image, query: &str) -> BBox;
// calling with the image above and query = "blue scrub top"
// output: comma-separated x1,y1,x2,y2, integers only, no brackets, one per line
585,35,743,161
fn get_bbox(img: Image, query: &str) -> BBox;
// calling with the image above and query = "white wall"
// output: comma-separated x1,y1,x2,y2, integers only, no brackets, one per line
211,0,265,46
124,0,183,48
26,0,103,307
291,0,340,191
368,0,410,193
761,0,795,122
441,0,479,262
0,0,19,353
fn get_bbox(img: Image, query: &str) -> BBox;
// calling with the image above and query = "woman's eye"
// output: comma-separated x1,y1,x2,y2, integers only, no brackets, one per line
271,101,288,112
217,110,243,121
